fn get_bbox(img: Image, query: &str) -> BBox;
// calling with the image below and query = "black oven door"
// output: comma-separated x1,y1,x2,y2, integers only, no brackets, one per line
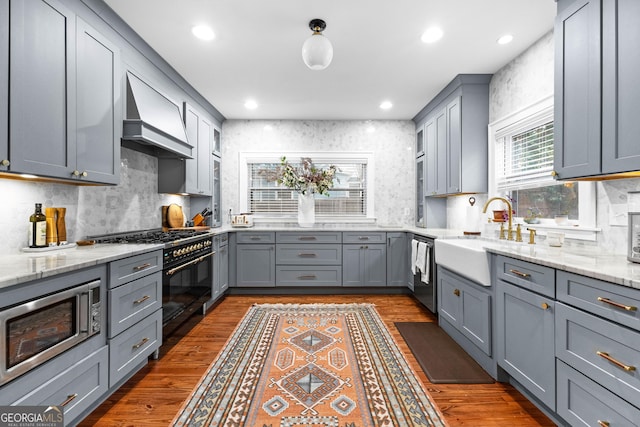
162,253,213,336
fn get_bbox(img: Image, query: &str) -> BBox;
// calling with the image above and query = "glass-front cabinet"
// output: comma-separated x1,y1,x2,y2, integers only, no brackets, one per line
415,127,425,227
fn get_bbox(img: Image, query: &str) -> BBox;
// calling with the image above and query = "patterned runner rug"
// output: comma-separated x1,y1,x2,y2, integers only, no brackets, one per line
173,303,447,427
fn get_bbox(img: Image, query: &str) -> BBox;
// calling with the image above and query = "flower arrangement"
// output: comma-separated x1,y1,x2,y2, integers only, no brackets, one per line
265,156,338,196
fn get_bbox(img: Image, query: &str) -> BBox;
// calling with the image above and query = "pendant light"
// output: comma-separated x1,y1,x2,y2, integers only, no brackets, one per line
302,19,333,70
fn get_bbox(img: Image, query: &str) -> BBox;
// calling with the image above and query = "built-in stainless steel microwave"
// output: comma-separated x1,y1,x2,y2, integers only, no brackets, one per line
0,280,102,386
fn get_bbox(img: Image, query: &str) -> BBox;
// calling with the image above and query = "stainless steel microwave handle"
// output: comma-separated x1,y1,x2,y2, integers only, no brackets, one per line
165,251,215,276
78,290,90,334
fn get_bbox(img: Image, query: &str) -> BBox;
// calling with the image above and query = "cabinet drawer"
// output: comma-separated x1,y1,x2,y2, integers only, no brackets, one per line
342,231,386,244
556,302,640,406
276,231,342,244
236,232,276,244
109,309,161,386
276,244,342,265
214,233,229,246
13,346,108,425
109,250,162,289
276,266,342,286
557,270,640,331
495,255,555,298
108,271,162,338
557,360,640,427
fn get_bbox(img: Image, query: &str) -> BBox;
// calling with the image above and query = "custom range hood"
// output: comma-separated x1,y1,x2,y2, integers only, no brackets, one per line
122,72,193,159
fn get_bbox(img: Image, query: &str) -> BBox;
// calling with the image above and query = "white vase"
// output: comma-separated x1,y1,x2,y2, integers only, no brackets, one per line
297,192,315,227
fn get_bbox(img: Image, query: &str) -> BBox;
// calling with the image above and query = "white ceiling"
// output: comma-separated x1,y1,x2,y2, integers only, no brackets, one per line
103,0,557,121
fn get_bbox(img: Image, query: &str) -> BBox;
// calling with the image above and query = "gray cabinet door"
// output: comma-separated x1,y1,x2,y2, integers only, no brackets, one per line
446,97,462,194
426,108,447,196
219,241,229,292
386,232,408,287
496,280,556,410
197,116,213,195
76,18,120,184
554,0,602,179
236,244,275,287
0,1,7,171
9,0,76,178
602,0,640,174
212,157,221,226
343,244,386,287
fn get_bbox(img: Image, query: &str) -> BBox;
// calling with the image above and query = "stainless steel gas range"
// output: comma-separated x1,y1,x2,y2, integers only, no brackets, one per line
88,228,214,338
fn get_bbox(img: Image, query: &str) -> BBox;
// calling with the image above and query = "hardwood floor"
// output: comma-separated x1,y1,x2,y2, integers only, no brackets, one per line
80,294,555,426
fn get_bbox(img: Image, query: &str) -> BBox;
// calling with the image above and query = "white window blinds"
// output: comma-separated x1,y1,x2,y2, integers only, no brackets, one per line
496,121,554,191
248,161,367,217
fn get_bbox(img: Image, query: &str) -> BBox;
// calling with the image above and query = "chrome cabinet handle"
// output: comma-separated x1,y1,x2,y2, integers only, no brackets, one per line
597,297,637,311
60,393,78,407
298,236,317,241
133,337,149,350
298,253,317,257
250,236,261,240
596,351,636,372
509,269,531,278
358,236,369,240
298,275,317,280
133,263,152,271
133,295,150,305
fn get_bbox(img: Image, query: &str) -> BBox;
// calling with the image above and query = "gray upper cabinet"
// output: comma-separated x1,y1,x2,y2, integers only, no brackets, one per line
415,156,425,227
76,17,121,185
9,0,77,179
417,74,490,196
0,1,7,171
158,102,212,195
555,0,640,179
213,127,221,157
415,127,424,158
8,0,120,184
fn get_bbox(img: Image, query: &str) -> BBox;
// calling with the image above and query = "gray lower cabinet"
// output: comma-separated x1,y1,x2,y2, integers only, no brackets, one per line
211,233,228,300
555,0,640,179
343,244,386,287
107,250,163,387
437,266,491,356
555,270,640,425
496,279,556,410
236,232,276,287
386,232,408,287
9,0,120,184
12,346,109,425
275,232,342,287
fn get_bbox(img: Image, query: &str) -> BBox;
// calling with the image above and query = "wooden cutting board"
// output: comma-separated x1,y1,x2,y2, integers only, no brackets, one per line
166,204,184,228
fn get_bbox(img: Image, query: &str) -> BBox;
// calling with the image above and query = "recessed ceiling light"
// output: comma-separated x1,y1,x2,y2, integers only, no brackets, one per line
244,99,258,110
421,27,444,43
380,101,393,110
497,34,514,45
192,25,215,41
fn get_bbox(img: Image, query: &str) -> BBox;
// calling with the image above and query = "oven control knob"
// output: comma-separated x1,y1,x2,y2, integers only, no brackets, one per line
197,243,203,250
173,250,179,257
177,249,184,256
189,245,195,253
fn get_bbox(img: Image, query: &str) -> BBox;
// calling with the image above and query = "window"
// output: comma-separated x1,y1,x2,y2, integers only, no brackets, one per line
489,96,596,236
240,153,374,220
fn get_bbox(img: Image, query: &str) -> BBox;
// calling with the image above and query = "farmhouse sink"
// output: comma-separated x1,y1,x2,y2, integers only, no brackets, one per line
434,238,491,286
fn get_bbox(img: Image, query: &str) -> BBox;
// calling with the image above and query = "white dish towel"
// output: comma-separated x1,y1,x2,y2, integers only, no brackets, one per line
415,241,431,284
411,239,419,274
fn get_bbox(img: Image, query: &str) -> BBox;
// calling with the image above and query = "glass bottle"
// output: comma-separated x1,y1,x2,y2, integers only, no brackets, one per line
29,203,47,248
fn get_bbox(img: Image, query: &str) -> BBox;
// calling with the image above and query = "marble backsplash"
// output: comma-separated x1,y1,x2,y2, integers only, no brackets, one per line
0,147,187,254
220,120,415,227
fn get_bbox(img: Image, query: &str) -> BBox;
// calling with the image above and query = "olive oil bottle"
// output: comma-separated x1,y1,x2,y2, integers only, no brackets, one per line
29,203,47,248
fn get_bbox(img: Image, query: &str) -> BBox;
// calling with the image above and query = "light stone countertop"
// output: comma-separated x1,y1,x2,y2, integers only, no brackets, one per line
0,243,164,290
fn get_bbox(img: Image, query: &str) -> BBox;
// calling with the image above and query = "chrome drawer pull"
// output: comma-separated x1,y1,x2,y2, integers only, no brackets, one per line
133,263,152,271
134,295,150,305
454,289,460,297
298,253,317,258
298,236,317,241
597,297,637,311
509,269,531,278
298,275,317,280
358,236,369,240
598,421,610,427
60,393,78,407
596,351,636,372
250,236,261,240
133,337,150,350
